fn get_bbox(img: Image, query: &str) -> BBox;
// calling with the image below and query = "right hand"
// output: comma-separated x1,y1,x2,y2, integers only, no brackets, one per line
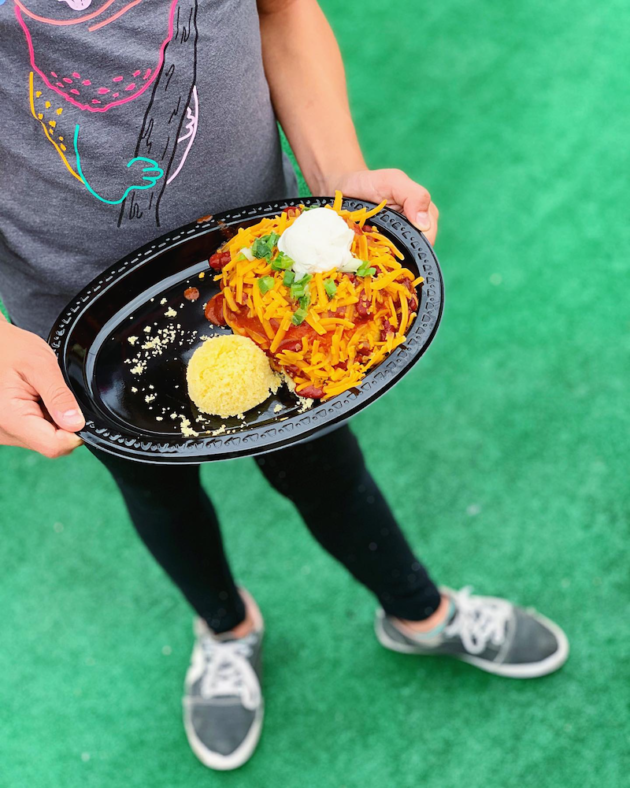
0,320,85,458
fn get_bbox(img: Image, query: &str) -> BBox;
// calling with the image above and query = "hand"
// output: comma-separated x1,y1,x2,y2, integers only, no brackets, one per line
0,321,85,458
331,169,439,246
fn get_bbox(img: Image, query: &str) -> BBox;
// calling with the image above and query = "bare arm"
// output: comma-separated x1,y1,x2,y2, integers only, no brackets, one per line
258,0,439,243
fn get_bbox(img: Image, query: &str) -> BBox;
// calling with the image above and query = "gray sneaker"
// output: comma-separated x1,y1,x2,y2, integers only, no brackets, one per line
183,594,264,770
375,586,569,678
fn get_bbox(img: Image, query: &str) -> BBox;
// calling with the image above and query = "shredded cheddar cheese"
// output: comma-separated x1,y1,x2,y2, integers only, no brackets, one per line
205,194,423,400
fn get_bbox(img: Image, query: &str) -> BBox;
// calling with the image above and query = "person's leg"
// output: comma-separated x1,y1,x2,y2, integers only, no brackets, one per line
89,448,265,767
90,448,245,634
254,427,569,678
254,425,442,621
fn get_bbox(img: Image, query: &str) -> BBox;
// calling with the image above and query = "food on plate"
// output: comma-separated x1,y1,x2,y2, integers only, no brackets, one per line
204,192,422,401
187,335,280,418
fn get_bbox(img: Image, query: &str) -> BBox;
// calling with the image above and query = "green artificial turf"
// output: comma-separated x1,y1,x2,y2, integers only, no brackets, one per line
1,1,629,785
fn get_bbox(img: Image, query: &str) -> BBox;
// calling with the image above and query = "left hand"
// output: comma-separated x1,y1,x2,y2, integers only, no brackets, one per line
331,169,439,246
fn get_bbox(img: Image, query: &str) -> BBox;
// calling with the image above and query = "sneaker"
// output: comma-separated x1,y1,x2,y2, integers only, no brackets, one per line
183,591,264,770
375,586,569,678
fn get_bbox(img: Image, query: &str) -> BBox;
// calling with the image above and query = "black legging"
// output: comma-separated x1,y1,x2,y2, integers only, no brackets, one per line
92,426,441,633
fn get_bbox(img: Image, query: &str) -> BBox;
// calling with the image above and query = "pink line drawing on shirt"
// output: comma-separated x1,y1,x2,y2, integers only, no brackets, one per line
14,0,179,114
88,0,145,32
13,0,118,26
167,85,199,185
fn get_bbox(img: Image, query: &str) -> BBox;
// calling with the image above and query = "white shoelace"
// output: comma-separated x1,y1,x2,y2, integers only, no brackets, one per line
445,586,512,656
199,636,260,710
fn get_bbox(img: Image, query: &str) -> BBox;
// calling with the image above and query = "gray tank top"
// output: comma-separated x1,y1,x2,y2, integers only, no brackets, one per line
0,0,297,337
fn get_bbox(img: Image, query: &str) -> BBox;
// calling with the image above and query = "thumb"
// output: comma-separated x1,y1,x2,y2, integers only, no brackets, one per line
24,353,85,432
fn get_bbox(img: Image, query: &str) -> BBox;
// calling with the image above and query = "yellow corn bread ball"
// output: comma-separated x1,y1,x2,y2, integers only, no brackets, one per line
187,334,280,418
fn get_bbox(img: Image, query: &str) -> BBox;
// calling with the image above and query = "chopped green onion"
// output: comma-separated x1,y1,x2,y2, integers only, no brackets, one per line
324,279,337,299
356,260,376,277
251,233,281,260
271,251,294,271
292,307,308,326
251,238,269,259
257,276,275,295
283,270,295,286
299,294,311,310
290,274,312,300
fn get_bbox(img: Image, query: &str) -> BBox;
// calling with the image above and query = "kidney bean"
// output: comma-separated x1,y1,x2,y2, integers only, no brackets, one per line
184,287,200,301
356,293,371,318
298,385,324,399
204,293,226,325
209,250,231,271
402,278,419,312
380,319,395,342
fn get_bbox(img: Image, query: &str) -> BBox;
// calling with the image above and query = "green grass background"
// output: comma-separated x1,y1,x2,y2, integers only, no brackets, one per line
1,0,629,785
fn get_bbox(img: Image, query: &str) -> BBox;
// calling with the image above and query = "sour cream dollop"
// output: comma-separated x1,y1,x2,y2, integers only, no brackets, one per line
277,207,360,278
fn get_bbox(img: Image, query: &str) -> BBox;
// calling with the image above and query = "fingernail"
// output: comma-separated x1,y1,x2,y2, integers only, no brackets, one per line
60,409,83,426
415,212,431,231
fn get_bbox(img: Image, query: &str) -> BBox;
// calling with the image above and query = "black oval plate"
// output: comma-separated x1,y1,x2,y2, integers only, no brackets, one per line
48,197,444,464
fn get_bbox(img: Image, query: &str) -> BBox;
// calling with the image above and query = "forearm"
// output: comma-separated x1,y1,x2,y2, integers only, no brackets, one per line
259,0,366,194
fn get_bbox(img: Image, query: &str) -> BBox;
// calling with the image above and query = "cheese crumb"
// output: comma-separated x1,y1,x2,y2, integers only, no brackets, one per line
165,307,177,318
128,336,138,345
273,403,283,413
145,394,156,404
160,298,167,305
131,387,138,393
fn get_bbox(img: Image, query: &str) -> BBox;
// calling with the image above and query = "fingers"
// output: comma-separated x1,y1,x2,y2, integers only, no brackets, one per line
387,172,432,230
26,418,83,459
422,201,440,246
334,168,439,244
357,169,438,242
22,348,85,433
381,170,439,245
5,405,83,458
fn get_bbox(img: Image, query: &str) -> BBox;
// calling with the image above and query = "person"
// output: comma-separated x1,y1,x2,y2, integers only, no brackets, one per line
0,0,569,771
